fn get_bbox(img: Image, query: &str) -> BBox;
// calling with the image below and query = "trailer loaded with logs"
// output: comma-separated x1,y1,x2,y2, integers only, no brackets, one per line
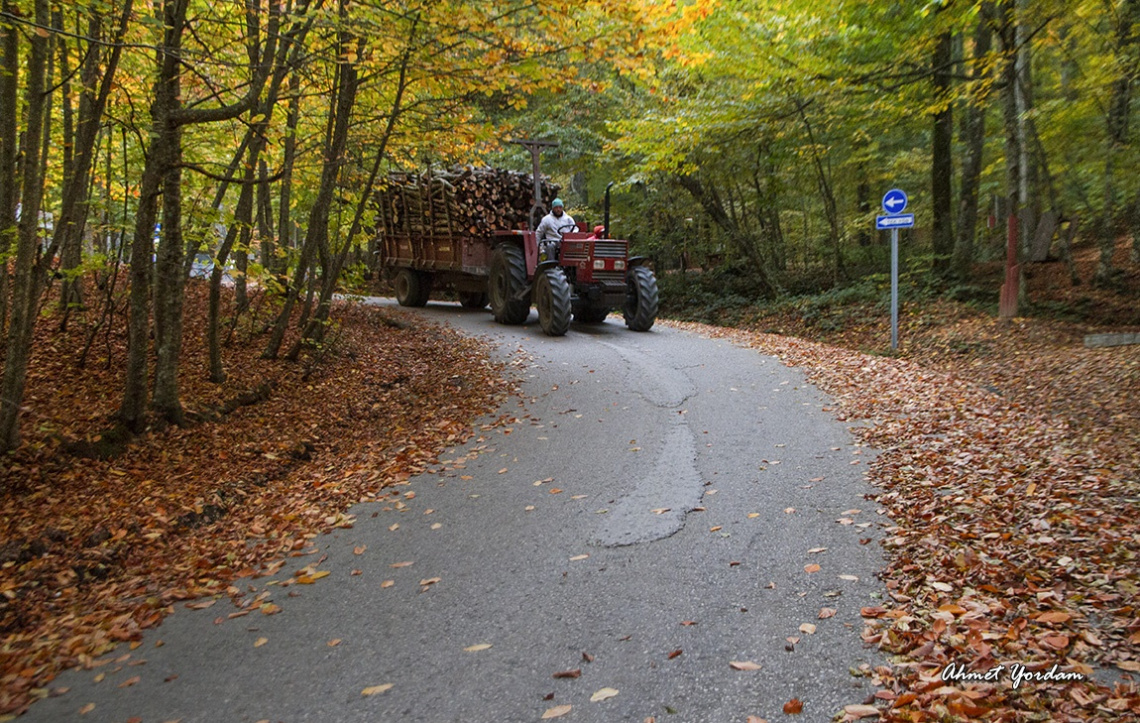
374,140,658,335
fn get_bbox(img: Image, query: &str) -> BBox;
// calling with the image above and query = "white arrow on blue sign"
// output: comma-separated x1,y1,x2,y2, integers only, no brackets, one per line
876,214,915,229
881,189,908,215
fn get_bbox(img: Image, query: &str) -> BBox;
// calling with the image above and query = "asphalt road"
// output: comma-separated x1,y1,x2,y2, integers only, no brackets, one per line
27,301,887,723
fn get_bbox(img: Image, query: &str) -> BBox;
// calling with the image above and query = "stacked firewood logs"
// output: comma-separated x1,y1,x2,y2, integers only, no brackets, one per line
376,166,561,237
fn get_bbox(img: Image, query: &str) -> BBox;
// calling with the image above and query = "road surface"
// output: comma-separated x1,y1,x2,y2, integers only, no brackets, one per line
27,301,886,722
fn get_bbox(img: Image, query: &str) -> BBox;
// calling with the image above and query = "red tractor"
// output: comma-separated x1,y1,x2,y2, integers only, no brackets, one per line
375,140,658,336
487,141,658,336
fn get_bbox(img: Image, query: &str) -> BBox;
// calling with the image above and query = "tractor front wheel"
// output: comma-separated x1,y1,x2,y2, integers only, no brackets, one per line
623,265,658,331
488,245,530,324
536,268,572,336
395,268,432,307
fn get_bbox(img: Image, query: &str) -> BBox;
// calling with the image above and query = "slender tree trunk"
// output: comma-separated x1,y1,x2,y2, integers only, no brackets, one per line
57,10,79,314
1096,0,1140,283
0,0,19,333
56,2,132,315
998,0,1022,318
0,0,50,452
265,29,358,359
291,35,412,357
257,158,273,266
954,3,993,280
276,83,300,278
121,0,187,431
208,162,257,383
152,123,186,424
932,29,955,276
794,98,843,283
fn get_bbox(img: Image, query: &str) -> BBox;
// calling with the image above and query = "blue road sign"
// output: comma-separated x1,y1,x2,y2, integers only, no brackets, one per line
877,214,915,229
882,189,908,215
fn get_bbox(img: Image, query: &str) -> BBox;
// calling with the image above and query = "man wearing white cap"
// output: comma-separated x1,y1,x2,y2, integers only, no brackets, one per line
535,198,576,261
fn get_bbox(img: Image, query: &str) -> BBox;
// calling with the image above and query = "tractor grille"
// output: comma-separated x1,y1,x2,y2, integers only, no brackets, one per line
593,241,626,259
593,270,626,285
561,245,589,263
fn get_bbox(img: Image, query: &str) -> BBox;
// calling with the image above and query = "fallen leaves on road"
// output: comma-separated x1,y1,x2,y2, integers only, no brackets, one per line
590,687,619,702
541,704,572,719
552,669,581,679
361,684,393,696
729,661,762,671
782,698,803,714
843,704,880,719
463,643,492,652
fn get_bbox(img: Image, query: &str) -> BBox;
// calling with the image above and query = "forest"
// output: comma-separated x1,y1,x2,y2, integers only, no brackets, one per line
0,0,1138,450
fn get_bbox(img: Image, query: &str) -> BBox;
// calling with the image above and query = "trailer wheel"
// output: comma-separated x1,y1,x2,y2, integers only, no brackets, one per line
623,265,658,331
574,304,610,323
536,268,572,336
395,268,431,307
489,245,529,324
458,291,489,309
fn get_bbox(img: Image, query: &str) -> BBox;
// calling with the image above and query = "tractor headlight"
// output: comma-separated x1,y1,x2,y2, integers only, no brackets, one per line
593,259,605,269
614,260,626,271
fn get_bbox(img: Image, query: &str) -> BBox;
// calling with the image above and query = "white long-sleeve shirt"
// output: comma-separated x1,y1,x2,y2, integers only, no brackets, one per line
535,210,576,244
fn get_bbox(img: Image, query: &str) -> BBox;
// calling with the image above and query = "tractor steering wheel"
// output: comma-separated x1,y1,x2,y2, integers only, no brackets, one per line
556,222,578,238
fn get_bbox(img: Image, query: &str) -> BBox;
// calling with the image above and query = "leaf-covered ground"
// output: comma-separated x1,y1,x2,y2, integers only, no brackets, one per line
662,247,1140,721
0,284,510,717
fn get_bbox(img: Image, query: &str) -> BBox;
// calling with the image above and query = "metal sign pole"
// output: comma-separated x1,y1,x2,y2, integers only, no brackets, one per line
878,188,910,353
891,228,899,351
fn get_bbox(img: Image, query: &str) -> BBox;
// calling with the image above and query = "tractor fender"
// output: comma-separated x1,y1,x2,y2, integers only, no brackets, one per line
627,256,651,268
535,259,561,274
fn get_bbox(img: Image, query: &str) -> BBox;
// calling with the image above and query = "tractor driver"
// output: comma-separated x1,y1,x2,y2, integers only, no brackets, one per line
535,198,576,262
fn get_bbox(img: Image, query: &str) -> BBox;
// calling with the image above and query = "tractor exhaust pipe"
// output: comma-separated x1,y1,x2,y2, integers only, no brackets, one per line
603,181,614,239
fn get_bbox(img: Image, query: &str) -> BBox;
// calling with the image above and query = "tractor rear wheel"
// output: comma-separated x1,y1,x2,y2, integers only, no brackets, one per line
536,268,572,336
395,268,431,307
623,265,658,331
574,304,610,323
488,245,530,324
458,291,489,309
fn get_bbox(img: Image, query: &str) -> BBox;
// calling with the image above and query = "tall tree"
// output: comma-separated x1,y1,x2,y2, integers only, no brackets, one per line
931,25,955,277
954,3,994,280
0,0,51,452
1096,0,1140,284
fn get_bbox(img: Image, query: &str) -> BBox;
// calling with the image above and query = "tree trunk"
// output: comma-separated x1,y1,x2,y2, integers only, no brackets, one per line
954,3,993,280
0,0,50,452
997,0,1021,318
56,2,133,316
931,29,955,276
794,98,844,283
291,33,412,357
276,83,300,278
208,162,257,383
121,0,188,431
265,29,358,359
1096,0,1140,284
0,0,19,333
